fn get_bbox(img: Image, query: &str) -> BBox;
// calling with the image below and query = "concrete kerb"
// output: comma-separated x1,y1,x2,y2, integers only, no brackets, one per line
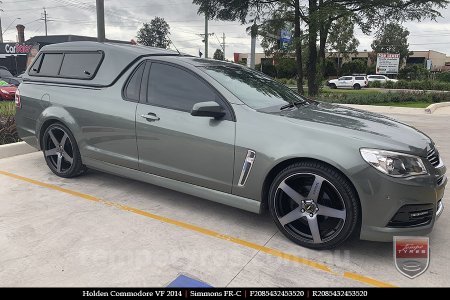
0,141,38,159
425,102,450,114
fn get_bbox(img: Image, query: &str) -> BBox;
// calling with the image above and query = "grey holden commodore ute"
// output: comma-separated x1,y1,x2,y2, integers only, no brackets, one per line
15,42,446,249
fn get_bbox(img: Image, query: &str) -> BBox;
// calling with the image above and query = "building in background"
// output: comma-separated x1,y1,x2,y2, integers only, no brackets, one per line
0,24,33,75
234,50,450,73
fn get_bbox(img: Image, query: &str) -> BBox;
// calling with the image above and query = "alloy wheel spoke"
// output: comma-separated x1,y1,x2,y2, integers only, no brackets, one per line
279,208,305,226
45,148,58,157
48,130,59,147
307,176,324,201
317,204,346,220
60,133,69,148
62,152,73,164
278,180,305,205
56,155,62,172
307,216,322,243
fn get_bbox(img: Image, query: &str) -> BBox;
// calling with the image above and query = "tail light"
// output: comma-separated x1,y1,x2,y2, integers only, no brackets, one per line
15,89,21,109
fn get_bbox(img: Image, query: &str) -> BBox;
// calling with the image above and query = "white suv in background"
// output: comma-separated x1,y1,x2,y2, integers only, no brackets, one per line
367,75,398,83
327,75,368,90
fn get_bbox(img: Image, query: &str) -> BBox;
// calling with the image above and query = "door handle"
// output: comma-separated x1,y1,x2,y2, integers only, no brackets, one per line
140,113,160,122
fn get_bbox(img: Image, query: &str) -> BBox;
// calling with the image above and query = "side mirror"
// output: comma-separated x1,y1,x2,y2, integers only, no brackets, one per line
191,101,226,119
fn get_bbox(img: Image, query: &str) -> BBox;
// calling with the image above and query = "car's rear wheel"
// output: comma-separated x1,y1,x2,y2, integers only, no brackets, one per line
42,123,86,178
353,83,361,90
329,83,337,89
268,161,359,249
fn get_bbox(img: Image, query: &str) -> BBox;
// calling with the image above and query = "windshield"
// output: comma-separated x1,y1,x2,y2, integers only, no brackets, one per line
202,65,305,110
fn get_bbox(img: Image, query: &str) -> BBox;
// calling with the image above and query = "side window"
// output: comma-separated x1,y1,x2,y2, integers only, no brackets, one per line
343,77,352,80
147,63,217,112
29,54,43,75
124,62,145,102
37,53,64,76
59,52,103,79
355,76,365,80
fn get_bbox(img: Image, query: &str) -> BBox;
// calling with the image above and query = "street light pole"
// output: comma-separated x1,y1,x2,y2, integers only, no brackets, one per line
96,0,105,42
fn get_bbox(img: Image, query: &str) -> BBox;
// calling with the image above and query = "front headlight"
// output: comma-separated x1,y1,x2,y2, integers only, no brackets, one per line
0,89,9,94
360,148,428,177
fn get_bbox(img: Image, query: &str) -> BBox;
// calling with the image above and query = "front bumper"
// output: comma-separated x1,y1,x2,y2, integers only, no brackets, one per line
355,159,446,242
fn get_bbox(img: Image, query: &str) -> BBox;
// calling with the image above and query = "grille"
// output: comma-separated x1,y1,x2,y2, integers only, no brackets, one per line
427,146,440,167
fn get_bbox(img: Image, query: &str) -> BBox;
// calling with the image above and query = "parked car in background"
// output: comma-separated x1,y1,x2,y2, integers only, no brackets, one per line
0,66,23,87
16,42,446,249
367,75,398,84
0,81,17,101
0,66,13,78
327,75,368,90
1,77,23,87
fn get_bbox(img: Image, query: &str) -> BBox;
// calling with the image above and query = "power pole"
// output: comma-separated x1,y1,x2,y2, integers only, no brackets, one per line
96,0,105,42
222,33,226,60
204,12,208,58
250,23,257,69
43,8,48,36
0,14,3,43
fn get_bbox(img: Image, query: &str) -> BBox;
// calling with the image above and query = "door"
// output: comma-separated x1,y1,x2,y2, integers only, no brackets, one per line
337,76,351,88
136,61,236,193
63,54,142,169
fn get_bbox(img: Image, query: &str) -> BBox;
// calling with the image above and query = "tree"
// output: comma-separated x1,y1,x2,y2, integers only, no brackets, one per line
371,23,411,65
213,49,225,60
137,17,171,49
193,0,449,96
327,16,360,76
341,59,367,75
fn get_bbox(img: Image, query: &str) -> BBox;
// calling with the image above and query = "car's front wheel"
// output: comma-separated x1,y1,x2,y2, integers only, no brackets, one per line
329,83,337,89
268,161,359,249
42,123,86,178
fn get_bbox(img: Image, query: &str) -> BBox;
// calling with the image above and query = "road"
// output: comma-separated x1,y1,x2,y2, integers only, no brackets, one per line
0,112,448,287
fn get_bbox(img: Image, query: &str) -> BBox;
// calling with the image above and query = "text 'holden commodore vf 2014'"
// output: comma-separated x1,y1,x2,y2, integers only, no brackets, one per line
16,42,446,249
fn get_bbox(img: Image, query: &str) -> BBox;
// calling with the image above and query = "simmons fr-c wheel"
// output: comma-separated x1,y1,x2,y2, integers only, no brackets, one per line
42,123,86,178
268,161,359,249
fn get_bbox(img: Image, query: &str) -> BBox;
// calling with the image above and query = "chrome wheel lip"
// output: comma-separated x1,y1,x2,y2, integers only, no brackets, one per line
44,126,74,173
274,172,347,245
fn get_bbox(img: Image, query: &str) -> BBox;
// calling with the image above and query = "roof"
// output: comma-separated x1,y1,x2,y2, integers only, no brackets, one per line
26,35,130,45
42,41,180,56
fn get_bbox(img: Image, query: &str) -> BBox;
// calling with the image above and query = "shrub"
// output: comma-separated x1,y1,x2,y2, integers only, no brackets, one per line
436,71,450,83
276,78,288,84
398,65,429,81
369,81,382,88
276,58,297,78
316,91,450,105
378,80,450,91
261,64,277,78
341,60,367,75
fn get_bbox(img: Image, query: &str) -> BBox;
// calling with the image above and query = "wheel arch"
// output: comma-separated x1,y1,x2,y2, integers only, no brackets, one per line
261,157,362,228
37,108,81,151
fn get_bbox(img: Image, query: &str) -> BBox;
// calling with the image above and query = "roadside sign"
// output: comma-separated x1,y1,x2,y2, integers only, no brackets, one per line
280,29,292,50
376,53,400,74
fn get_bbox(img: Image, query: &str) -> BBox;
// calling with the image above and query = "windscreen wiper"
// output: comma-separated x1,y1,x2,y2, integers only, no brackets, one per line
280,101,305,111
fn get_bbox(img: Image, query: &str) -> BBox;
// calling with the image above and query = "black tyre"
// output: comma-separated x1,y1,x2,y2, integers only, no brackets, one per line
42,123,87,178
268,161,359,249
353,83,361,90
329,83,337,89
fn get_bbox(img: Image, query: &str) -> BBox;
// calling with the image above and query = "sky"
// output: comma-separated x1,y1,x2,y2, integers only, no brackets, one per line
1,0,450,59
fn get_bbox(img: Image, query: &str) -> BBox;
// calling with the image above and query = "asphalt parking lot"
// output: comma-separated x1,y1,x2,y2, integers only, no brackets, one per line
0,111,449,287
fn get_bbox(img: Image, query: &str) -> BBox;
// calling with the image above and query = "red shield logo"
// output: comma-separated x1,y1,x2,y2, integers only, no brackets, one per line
394,236,430,279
